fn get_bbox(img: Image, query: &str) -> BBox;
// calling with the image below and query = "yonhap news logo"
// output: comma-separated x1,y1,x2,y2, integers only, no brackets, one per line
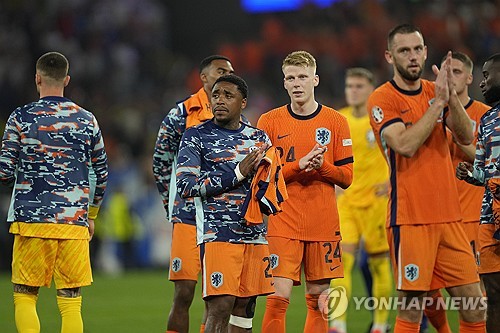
318,287,487,320
318,286,349,320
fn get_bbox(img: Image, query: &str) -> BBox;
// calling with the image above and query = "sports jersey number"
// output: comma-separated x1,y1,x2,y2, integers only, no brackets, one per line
262,257,272,278
276,146,296,163
323,242,341,264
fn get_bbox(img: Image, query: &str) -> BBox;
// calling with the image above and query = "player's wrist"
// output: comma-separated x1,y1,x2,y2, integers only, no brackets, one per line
235,163,246,181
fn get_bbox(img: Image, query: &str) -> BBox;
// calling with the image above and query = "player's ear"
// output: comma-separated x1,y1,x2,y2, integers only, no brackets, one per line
466,72,473,85
63,75,70,87
384,50,393,64
241,98,247,110
35,73,42,86
314,74,319,87
200,71,207,85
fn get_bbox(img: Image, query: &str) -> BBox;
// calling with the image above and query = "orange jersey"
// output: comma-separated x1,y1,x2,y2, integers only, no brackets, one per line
447,100,489,223
257,104,353,241
368,80,461,226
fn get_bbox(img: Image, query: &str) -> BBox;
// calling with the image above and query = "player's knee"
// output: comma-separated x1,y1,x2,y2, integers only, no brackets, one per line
461,307,486,323
57,287,81,298
173,281,196,307
13,283,39,295
245,296,257,318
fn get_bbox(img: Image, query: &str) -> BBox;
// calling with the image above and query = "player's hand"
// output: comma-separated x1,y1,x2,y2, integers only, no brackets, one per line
305,148,326,171
432,51,451,105
456,161,472,180
239,144,268,177
299,144,326,171
88,219,95,241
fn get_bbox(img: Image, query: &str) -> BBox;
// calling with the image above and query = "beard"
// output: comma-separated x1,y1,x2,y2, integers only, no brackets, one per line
395,62,423,82
484,84,500,106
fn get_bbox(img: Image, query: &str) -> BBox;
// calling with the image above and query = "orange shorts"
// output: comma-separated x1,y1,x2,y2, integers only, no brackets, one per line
200,242,274,299
169,223,200,281
267,236,343,285
12,235,92,289
388,223,479,291
462,222,480,266
478,223,500,275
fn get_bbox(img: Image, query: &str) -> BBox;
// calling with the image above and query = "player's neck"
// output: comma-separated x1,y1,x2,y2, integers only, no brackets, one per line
290,100,318,116
39,87,64,99
458,90,471,106
393,75,420,91
351,104,367,118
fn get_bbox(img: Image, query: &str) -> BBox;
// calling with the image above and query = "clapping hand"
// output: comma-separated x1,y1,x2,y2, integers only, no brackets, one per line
300,144,327,172
239,144,268,177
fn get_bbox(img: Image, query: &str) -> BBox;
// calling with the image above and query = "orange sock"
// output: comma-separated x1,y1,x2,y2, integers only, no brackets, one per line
459,320,485,333
199,323,205,333
166,331,178,333
261,295,289,333
304,294,327,333
394,317,420,333
424,291,451,333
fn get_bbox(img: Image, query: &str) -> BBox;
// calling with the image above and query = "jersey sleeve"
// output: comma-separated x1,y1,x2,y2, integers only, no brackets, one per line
0,109,21,187
88,115,108,218
316,115,353,188
471,119,487,185
152,107,186,212
368,88,403,139
176,127,241,199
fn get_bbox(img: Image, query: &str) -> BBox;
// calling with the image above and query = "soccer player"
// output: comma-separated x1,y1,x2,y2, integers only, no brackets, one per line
330,68,392,333
1,52,108,333
259,50,354,333
176,74,274,333
367,24,486,332
456,53,500,332
423,52,490,333
152,55,233,333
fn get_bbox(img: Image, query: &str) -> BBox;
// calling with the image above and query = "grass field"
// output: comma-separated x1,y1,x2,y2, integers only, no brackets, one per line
0,268,459,332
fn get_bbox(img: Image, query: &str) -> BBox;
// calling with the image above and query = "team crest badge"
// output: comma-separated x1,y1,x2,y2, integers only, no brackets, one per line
210,272,224,288
315,128,331,145
171,258,182,273
269,254,279,269
371,106,384,123
404,264,419,282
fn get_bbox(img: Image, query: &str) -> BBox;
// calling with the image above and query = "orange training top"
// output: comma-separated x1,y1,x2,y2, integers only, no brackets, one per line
368,80,462,227
257,104,353,241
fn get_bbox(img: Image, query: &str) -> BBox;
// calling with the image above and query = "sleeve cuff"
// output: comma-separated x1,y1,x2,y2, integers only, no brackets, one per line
235,163,246,182
88,206,100,220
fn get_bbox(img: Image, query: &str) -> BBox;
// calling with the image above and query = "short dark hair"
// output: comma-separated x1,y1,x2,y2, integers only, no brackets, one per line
441,51,473,73
486,53,500,64
199,55,231,73
36,52,69,81
213,74,248,99
345,67,374,85
387,24,422,49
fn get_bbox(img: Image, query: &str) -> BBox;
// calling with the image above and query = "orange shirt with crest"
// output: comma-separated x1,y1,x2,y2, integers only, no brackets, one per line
368,80,462,227
257,104,353,241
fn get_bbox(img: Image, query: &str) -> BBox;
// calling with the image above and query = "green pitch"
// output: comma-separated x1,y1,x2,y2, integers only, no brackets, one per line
0,269,457,332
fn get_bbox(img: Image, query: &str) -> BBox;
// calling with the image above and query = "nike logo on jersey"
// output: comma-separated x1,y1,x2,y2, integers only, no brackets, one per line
330,265,340,271
401,109,410,114
277,134,291,139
